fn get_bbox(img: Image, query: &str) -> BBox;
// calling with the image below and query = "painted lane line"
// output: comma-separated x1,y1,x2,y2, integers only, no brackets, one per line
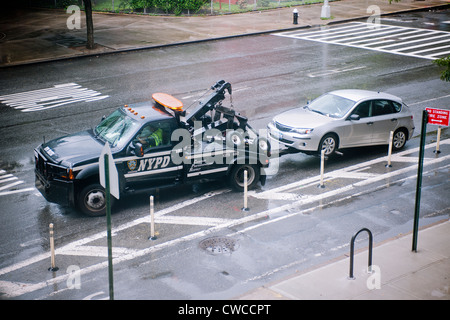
59,246,138,258
155,216,233,226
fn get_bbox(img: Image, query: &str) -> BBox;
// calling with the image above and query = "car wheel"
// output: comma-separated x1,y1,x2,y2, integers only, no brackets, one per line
78,183,112,217
392,129,407,151
319,134,338,156
228,164,260,192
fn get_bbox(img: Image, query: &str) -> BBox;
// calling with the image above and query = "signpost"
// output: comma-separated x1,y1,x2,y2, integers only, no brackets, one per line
99,143,119,300
425,107,449,127
412,107,448,252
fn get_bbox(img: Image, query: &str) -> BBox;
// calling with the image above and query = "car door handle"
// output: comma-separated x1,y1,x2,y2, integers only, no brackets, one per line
367,122,374,125
391,118,398,122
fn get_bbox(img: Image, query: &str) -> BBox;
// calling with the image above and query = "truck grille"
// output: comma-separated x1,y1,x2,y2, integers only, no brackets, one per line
35,150,47,177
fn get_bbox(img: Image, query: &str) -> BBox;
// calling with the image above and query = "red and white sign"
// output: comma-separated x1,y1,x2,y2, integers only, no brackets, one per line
426,108,449,127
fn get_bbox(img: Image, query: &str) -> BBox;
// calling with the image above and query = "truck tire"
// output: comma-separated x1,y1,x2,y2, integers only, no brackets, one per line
77,183,112,217
228,164,260,192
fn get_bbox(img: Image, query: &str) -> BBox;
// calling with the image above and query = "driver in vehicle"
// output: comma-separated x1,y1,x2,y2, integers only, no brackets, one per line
137,124,163,149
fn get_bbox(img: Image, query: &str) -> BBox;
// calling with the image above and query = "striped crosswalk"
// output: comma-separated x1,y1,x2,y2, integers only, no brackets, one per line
273,22,450,60
0,83,109,112
0,169,34,197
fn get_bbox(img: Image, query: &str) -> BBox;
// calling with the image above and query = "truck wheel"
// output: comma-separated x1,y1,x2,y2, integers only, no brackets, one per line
228,164,260,192
77,183,112,217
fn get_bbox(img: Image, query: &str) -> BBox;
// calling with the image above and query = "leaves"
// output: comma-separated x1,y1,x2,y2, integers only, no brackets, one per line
433,55,450,82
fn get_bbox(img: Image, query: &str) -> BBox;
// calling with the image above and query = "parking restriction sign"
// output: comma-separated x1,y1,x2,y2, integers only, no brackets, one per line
426,108,449,127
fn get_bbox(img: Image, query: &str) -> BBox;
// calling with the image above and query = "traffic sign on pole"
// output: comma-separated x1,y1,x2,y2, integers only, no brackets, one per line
99,143,120,199
425,108,449,127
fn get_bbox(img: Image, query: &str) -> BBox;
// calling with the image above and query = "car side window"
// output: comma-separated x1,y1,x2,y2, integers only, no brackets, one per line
392,101,402,113
352,101,371,118
134,121,173,153
372,100,394,116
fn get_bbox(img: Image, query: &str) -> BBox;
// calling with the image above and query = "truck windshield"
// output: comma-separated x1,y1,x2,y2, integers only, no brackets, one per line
94,109,140,149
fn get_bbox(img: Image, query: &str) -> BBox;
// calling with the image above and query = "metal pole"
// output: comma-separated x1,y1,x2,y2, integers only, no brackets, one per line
386,131,393,167
319,149,325,188
412,110,428,252
149,195,157,240
105,154,114,300
434,126,441,154
242,170,249,211
348,228,373,280
48,223,59,271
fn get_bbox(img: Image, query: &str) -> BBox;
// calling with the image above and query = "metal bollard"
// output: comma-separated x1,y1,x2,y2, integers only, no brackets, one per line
293,8,298,25
318,149,326,188
434,126,441,154
386,131,393,168
149,196,157,240
242,170,249,212
48,223,59,272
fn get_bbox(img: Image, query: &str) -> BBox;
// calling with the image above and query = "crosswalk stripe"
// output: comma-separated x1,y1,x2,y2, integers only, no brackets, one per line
0,170,34,196
273,22,450,60
0,83,109,112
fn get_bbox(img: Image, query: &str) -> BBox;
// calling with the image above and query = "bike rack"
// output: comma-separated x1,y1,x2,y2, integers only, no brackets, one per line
348,228,373,280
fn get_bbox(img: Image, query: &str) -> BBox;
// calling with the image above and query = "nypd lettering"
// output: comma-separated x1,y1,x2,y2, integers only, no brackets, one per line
136,156,170,172
124,155,179,178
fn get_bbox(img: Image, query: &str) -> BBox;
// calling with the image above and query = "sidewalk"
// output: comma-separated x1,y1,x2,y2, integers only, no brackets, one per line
1,0,449,67
239,219,450,300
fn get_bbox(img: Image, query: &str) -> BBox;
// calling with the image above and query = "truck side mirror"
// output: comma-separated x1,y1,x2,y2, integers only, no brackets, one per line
128,142,144,157
134,142,144,157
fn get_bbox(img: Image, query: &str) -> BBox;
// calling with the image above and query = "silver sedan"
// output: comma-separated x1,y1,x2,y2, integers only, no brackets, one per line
268,89,415,156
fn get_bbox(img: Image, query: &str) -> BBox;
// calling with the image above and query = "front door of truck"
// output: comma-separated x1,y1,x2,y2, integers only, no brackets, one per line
120,119,182,190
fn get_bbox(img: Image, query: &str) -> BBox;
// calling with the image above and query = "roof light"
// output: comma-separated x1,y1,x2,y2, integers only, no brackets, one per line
152,93,183,112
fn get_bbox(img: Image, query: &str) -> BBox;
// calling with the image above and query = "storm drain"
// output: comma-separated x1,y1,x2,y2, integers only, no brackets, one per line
199,237,238,255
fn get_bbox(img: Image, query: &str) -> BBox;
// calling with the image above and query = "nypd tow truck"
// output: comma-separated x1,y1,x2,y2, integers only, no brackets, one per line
35,80,270,216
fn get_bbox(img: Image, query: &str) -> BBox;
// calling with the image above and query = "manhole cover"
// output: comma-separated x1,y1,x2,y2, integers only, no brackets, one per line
199,237,238,255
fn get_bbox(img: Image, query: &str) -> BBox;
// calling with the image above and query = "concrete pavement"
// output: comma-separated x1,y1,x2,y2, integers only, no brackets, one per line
238,219,450,300
1,0,449,67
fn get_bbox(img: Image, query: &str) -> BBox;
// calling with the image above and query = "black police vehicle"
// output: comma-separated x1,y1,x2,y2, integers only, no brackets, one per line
35,80,270,216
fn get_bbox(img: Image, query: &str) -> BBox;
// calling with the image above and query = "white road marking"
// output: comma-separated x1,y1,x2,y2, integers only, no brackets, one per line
0,83,109,112
0,169,35,196
273,22,450,60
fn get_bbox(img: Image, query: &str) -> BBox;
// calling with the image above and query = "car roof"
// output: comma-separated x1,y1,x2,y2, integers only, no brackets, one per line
122,101,175,122
329,89,402,104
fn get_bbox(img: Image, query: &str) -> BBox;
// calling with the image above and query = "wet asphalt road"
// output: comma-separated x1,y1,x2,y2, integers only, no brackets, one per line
0,11,449,300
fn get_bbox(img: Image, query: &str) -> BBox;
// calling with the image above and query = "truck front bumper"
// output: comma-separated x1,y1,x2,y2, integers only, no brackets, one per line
35,170,75,207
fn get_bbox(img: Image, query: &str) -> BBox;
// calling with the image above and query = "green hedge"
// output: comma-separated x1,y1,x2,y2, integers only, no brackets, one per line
124,0,208,15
